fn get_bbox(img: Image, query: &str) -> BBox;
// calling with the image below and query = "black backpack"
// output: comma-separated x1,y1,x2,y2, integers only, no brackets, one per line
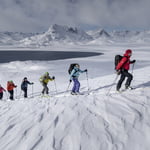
114,55,123,70
68,63,78,74
115,55,128,70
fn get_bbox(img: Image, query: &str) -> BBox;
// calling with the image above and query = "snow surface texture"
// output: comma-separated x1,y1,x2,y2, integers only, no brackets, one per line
0,26,150,150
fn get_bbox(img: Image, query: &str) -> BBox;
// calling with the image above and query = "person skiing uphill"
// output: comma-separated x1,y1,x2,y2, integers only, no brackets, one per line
0,84,6,100
116,49,136,91
39,72,55,95
21,77,34,98
7,81,17,100
70,64,87,95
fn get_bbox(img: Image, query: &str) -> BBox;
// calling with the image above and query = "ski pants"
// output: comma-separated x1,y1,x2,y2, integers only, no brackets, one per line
117,69,133,90
72,78,80,93
22,88,28,98
41,82,49,94
8,90,14,100
0,92,3,99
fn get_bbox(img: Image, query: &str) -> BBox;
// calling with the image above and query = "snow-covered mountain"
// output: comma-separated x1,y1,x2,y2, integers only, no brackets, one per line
1,25,150,47
0,32,37,46
19,24,93,46
88,29,111,39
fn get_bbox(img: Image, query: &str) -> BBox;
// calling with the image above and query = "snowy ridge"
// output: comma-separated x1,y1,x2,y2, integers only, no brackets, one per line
0,66,150,150
19,24,93,46
1,25,150,47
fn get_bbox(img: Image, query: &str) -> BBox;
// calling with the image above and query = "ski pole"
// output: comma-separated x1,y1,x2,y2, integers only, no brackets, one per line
54,80,58,94
106,74,119,96
66,82,71,92
15,87,18,99
31,84,34,98
86,71,90,92
131,63,135,74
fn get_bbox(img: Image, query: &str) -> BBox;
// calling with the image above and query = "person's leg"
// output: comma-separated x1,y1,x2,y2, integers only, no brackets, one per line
24,88,27,98
45,84,49,94
116,73,125,91
42,83,49,94
42,83,46,94
72,78,80,93
9,90,14,100
72,78,76,93
0,93,3,99
124,71,133,88
75,79,80,93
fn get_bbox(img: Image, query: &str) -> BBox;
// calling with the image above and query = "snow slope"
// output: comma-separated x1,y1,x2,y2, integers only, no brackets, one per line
0,67,150,150
0,42,150,150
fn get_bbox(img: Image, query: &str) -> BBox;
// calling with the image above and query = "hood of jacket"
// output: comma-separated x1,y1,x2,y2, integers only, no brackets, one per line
124,49,132,57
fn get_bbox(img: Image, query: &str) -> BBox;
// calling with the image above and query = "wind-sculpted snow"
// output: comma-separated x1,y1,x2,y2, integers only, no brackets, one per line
0,66,150,150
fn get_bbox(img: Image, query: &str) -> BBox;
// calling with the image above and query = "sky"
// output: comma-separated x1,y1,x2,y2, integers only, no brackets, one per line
0,0,150,33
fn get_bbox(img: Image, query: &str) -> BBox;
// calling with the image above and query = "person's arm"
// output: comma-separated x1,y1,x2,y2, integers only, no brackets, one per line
70,68,76,80
13,83,17,88
78,68,87,73
27,81,34,85
130,60,136,64
48,76,55,81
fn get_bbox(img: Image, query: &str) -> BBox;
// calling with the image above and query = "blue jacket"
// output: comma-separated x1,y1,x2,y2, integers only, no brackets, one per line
21,80,32,90
70,66,85,80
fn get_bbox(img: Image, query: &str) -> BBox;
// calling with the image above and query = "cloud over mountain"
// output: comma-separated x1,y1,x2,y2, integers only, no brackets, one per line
0,0,150,32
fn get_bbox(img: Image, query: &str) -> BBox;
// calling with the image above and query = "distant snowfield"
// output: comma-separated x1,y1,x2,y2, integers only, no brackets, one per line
0,43,150,150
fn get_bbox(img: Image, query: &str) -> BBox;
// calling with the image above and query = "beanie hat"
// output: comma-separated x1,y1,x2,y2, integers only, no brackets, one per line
45,72,49,75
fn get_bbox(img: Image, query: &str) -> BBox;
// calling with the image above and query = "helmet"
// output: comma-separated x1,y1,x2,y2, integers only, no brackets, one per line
24,77,27,80
10,80,13,83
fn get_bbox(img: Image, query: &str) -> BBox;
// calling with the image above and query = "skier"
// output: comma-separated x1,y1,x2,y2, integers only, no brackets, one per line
7,81,17,100
39,72,55,95
21,77,34,98
116,49,136,91
0,84,6,100
70,64,87,95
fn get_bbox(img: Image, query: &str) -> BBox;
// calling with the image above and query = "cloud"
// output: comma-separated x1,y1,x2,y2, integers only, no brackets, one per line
0,0,150,32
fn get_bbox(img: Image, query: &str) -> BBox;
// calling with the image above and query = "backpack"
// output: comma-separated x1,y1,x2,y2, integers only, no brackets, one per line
115,55,128,70
114,55,123,70
68,63,78,74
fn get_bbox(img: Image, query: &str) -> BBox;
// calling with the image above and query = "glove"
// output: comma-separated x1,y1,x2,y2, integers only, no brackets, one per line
69,80,72,83
84,69,87,72
131,60,136,63
116,70,121,75
52,76,55,80
31,82,34,84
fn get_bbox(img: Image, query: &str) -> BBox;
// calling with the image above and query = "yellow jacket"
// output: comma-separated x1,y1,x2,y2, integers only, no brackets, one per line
39,75,53,84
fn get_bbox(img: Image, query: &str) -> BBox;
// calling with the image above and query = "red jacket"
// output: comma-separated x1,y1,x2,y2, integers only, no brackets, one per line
0,87,6,93
7,82,17,91
116,50,132,71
